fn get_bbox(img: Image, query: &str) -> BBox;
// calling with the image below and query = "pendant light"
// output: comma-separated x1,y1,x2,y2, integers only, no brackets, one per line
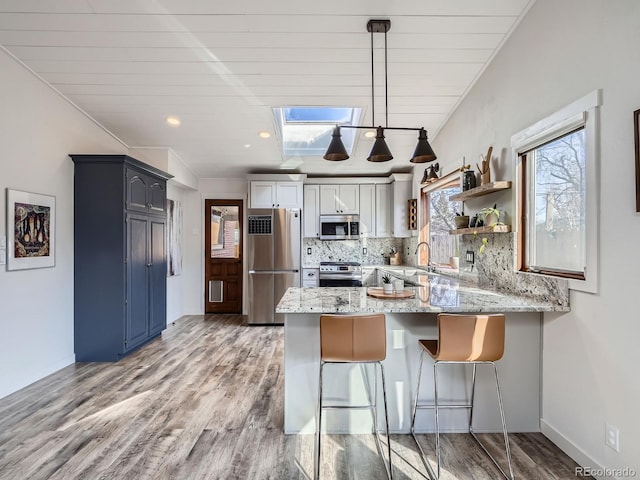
323,19,437,164
411,128,437,163
367,127,393,162
323,126,349,161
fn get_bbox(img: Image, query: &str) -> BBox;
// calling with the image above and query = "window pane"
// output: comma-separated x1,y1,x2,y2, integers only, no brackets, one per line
210,206,240,259
528,128,585,274
273,107,361,156
281,123,357,156
429,186,461,264
283,107,354,123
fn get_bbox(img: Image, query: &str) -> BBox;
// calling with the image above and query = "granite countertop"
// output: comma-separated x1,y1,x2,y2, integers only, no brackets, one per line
276,273,570,314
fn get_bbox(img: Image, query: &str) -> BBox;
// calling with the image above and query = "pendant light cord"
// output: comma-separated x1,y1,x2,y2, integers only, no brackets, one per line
384,28,388,128
370,26,389,128
370,28,375,127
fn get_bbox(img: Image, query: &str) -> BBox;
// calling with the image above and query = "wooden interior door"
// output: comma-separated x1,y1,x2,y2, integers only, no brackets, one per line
205,199,243,313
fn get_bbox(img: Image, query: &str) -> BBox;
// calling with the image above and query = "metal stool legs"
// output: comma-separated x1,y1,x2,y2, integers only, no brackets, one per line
410,351,515,480
468,363,515,480
315,361,393,480
410,349,438,479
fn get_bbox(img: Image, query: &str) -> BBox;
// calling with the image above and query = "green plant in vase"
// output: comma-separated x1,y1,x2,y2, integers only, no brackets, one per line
382,273,393,293
480,203,503,228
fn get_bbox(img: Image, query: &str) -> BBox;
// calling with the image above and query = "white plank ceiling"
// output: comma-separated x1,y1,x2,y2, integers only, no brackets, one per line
0,0,535,178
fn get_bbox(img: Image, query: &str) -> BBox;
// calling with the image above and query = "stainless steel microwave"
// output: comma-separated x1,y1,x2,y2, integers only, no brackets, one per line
319,215,360,240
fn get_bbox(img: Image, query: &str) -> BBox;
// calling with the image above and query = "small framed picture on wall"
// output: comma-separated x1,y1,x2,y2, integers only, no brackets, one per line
635,108,640,212
6,188,56,270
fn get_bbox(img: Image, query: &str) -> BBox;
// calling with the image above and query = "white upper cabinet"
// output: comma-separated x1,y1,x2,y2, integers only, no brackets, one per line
303,185,320,238
375,183,392,238
359,184,376,237
250,181,303,209
320,184,359,214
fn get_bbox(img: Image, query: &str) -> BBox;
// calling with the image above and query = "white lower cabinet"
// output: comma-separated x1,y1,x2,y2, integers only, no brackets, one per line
361,267,377,287
302,268,319,287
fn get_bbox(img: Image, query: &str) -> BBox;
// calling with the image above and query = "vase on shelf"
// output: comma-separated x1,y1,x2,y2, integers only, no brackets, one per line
484,212,499,226
462,170,477,191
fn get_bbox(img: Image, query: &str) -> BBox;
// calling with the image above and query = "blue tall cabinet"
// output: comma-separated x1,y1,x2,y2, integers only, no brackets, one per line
71,154,173,361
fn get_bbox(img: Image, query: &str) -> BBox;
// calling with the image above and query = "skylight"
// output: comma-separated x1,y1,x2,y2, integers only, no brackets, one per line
273,107,362,157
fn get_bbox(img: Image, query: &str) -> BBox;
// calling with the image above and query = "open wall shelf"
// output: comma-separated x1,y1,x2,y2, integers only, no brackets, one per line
449,224,511,235
449,181,512,202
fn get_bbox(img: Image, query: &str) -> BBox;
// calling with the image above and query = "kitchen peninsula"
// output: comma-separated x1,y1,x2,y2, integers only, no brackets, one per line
276,273,569,435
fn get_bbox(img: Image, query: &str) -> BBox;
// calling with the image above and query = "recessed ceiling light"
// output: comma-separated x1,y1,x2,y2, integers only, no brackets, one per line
258,131,271,139
364,130,376,138
165,116,181,127
244,144,252,148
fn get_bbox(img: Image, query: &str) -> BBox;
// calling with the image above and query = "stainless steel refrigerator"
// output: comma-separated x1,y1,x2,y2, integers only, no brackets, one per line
247,208,301,325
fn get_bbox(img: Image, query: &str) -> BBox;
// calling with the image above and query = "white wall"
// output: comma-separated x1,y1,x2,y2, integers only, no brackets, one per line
420,0,640,474
181,178,248,315
0,49,127,398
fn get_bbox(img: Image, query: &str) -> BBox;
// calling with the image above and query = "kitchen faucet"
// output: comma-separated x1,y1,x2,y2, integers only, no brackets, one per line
414,241,435,272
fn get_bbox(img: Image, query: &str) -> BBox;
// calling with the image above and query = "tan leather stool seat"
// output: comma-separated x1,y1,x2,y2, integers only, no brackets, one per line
320,314,386,362
419,313,505,362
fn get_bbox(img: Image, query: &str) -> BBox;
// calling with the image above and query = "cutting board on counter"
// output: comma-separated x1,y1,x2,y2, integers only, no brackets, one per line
366,287,416,299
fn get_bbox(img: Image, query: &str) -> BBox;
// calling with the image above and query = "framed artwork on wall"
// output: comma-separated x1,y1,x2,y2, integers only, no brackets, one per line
6,188,56,271
635,108,640,212
167,199,183,276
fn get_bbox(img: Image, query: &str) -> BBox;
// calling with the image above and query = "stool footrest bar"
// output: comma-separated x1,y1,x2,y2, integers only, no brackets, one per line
322,404,375,410
415,403,472,410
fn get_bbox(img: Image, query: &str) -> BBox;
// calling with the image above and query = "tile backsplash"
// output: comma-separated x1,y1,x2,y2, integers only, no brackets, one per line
303,233,568,306
302,237,404,266
459,232,569,306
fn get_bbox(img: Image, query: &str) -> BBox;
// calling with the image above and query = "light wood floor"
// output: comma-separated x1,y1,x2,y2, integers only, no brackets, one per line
0,315,589,480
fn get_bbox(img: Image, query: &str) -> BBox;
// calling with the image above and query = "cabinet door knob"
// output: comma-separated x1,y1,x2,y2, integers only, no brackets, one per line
147,263,152,267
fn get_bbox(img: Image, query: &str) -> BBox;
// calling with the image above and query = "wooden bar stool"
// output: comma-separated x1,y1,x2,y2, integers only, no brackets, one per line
316,314,393,480
410,313,514,480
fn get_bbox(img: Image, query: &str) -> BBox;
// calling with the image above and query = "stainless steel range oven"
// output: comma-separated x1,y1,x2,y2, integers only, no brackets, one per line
319,261,362,287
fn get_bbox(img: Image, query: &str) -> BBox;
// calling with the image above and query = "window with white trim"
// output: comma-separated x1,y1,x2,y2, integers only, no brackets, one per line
512,90,601,293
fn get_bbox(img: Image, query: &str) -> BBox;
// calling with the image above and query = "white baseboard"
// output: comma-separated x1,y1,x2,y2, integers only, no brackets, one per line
0,354,75,400
541,419,609,480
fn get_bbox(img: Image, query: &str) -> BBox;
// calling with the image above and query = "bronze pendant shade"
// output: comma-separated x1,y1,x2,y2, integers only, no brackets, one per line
410,128,437,163
367,127,393,162
323,126,349,161
322,19,437,164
